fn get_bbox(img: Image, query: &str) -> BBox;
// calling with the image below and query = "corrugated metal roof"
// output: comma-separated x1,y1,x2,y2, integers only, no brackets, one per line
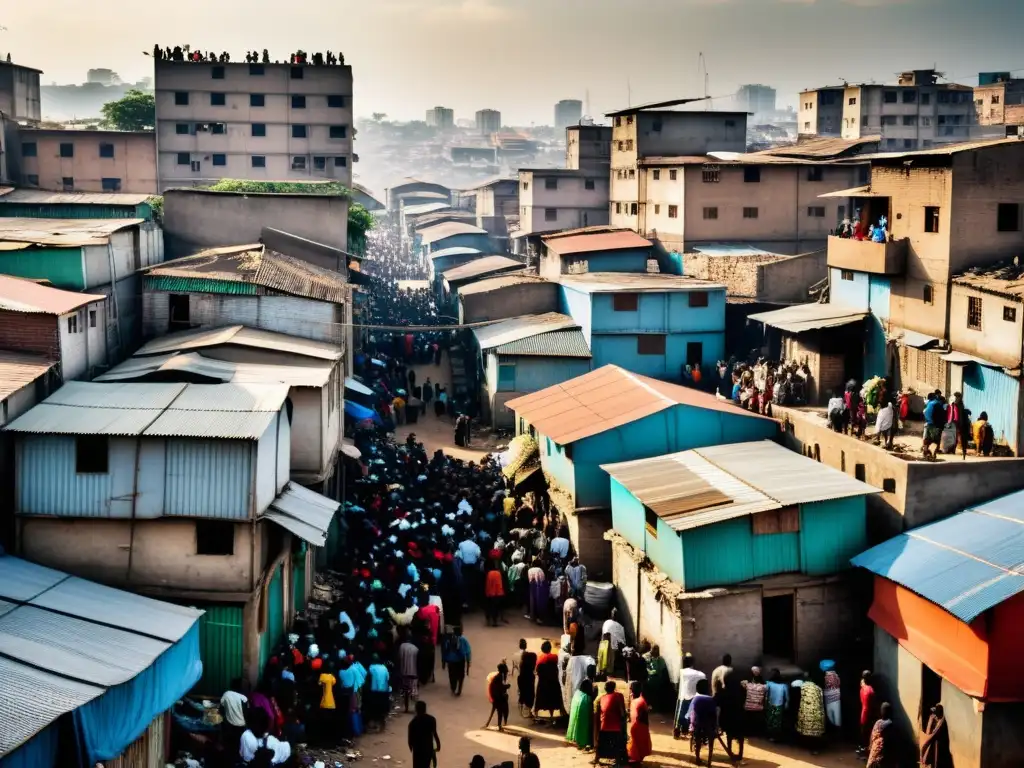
852,491,1024,622
0,274,106,314
558,272,725,293
754,135,881,159
854,136,1019,161
817,185,891,199
414,211,476,229
401,202,451,216
693,440,880,505
544,231,652,256
748,302,868,333
495,329,592,358
163,383,289,412
144,409,277,440
0,557,66,602
0,190,154,206
896,329,941,349
263,481,340,547
134,325,343,361
456,274,550,296
345,377,375,396
419,221,489,245
506,364,774,445
0,352,56,402
0,217,144,247
429,246,483,261
96,352,236,383
44,381,187,409
473,312,578,350
442,256,522,283
940,350,1002,367
2,404,165,436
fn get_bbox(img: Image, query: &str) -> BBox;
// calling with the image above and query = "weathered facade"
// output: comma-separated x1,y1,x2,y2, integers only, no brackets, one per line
15,129,158,194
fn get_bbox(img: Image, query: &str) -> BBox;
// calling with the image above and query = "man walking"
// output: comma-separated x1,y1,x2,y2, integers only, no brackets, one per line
441,625,472,696
408,701,440,768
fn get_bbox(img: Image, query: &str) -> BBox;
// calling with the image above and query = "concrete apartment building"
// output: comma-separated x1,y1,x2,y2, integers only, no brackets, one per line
974,72,1024,134
607,101,748,232
736,84,776,116
426,106,455,130
799,69,977,150
155,60,353,191
566,124,612,174
555,99,583,130
0,60,42,125
16,129,158,193
518,168,609,236
475,109,501,135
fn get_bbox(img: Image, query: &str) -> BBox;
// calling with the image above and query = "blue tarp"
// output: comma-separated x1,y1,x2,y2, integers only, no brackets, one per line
345,399,382,424
0,727,59,768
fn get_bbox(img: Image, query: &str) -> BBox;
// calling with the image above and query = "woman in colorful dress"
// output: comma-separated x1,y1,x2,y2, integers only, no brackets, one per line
627,681,653,764
534,640,566,724
764,668,789,742
566,678,595,750
795,672,827,753
642,644,671,713
741,666,767,737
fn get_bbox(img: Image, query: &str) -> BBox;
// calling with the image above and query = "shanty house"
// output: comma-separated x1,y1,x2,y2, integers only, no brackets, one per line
457,273,559,324
604,440,877,677
418,221,491,256
0,189,158,220
428,247,483,284
0,555,203,768
441,255,523,305
506,365,776,575
6,381,340,691
539,229,653,281
852,491,1024,768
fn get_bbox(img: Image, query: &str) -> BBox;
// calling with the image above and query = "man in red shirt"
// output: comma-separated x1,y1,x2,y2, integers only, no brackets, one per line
857,670,877,757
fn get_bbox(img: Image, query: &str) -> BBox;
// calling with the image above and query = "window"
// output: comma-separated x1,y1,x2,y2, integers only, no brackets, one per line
744,167,761,183
617,141,624,151
292,156,306,170
743,207,759,219
848,97,857,105
628,169,635,179
249,63,264,75
807,206,826,218
637,334,666,355
59,143,74,158
62,177,74,191
491,361,518,393
21,142,36,157
669,170,677,181
630,202,638,216
645,507,658,537
992,94,1002,105
174,91,189,105
804,122,811,130
585,179,595,190
522,181,529,191
67,314,78,333
175,123,189,135
923,285,934,305
615,117,622,127
702,167,720,183
921,92,931,105
967,296,983,330
292,125,307,138
25,175,38,186
544,208,557,222
212,154,226,166
252,155,266,168
210,92,226,106
195,520,235,556
545,178,558,190
250,93,265,107
211,65,225,79
211,123,226,134
937,91,951,104
725,119,736,128
903,90,917,103
176,152,190,165
880,115,897,126
903,115,917,126
883,90,898,104
75,436,109,474
327,94,346,108
290,66,304,79
654,204,661,215
841,270,854,281
335,156,347,167
688,291,709,308
89,309,97,328
686,341,703,366
626,115,633,125
101,178,121,191
703,207,718,220
653,170,661,181
251,123,266,137
924,206,940,233
752,507,800,535
1004,306,1017,322
807,167,823,182
291,94,306,109
314,156,326,170
668,204,678,218
191,160,201,172
613,293,639,312
997,203,1020,232
615,202,622,214
329,125,348,139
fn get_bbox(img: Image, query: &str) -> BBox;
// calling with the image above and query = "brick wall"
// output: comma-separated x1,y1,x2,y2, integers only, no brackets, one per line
684,590,763,672
0,311,60,361
684,254,768,297
782,336,844,403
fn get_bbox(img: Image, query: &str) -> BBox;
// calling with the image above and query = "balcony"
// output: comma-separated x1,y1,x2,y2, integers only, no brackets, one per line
827,235,907,275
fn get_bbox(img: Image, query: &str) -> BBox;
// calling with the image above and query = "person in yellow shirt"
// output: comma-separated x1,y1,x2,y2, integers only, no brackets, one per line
973,411,992,456
503,494,516,517
318,662,337,742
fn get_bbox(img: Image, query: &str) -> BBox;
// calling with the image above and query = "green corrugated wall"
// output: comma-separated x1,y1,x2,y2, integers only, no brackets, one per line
259,565,285,674
0,202,153,220
0,247,86,289
145,276,259,294
195,604,244,695
682,519,756,590
293,551,307,613
799,496,867,576
750,530,800,579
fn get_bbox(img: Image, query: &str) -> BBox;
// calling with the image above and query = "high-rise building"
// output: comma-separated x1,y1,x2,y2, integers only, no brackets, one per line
0,59,42,125
555,99,583,130
475,108,501,135
154,58,354,191
425,106,455,130
736,84,777,116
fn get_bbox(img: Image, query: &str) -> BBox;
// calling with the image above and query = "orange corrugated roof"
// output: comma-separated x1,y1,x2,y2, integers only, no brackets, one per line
0,274,106,315
505,364,773,445
544,231,652,256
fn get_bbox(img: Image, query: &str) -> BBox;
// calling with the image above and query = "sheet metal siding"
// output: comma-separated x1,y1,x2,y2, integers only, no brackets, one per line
163,440,252,519
751,531,801,579
194,605,244,695
540,433,576,503
590,290,726,334
868,276,891,321
145,276,259,295
428,232,492,254
0,202,151,220
610,478,647,552
0,247,86,290
962,364,1020,454
575,250,649,273
682,518,755,590
17,436,137,517
591,332,724,379
800,496,867,575
829,267,870,310
259,565,285,673
501,357,592,395
647,513,686,586
559,286,593,345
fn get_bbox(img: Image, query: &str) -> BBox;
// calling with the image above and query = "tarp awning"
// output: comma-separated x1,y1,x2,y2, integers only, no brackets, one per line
344,399,382,424
344,377,375,396
939,350,1002,368
748,303,868,334
897,330,941,349
817,185,890,199
264,482,340,547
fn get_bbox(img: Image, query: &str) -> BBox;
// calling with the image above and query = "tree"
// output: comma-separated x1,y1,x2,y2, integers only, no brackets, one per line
371,112,387,122
100,89,155,131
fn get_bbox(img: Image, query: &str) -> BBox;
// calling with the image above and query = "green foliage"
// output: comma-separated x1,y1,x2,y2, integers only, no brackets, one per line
100,89,155,131
347,202,375,255
146,195,164,221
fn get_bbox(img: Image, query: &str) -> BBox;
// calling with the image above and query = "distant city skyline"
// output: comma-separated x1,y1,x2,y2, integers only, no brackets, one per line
5,0,1024,125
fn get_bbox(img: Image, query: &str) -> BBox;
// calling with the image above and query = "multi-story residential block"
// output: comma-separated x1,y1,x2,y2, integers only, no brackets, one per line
425,106,455,130
736,84,777,116
0,59,42,124
475,108,501,135
799,69,977,150
973,72,1024,134
15,128,157,193
155,59,353,191
555,99,583,130
566,124,612,174
517,168,609,243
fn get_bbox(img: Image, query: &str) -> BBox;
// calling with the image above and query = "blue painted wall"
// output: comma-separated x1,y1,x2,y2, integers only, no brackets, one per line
591,332,725,379
560,286,593,344
545,248,650,277
494,355,592,394
610,478,647,552
799,496,867,576
962,364,1021,453
647,513,686,585
429,233,492,254
539,433,576,502
868,277,891,321
830,267,870,309
591,290,726,334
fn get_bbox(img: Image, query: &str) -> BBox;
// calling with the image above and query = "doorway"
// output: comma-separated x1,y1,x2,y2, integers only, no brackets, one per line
686,341,704,367
168,293,190,331
921,664,942,728
762,594,795,660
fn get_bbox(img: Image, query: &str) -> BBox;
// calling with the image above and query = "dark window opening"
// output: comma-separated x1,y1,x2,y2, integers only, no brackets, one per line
702,167,720,183
882,478,897,493
89,309,97,328
250,93,265,107
544,208,557,222
329,125,348,139
210,92,226,106
169,293,190,330
686,341,703,366
967,296,983,330
743,167,761,183
762,594,795,660
292,95,306,108
21,142,37,157
59,143,74,158
630,202,638,216
997,203,1020,232
249,63,265,76
211,65,225,79
101,178,121,192
854,463,866,482
290,66,304,79
808,206,826,218
328,95,345,108
841,270,854,281
807,167,824,182
314,156,327,170
62,177,74,191
545,178,558,190
1004,306,1017,322
196,520,235,556
637,334,666,355
883,90,898,104
252,123,266,137
252,155,266,168
175,123,189,135
645,507,659,537
335,156,347,167
585,179,595,190
99,143,114,158
668,204,678,218
669,170,677,181
743,207,759,219
176,152,190,165
613,293,639,312
688,291,709,308
211,123,225,134
924,206,940,233
174,91,189,105
212,154,226,166
76,436,109,474
292,125,307,138
923,285,934,305
703,207,718,220
292,156,306,170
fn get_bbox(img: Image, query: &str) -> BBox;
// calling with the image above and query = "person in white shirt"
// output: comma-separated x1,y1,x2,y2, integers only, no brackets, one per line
548,529,570,560
220,681,248,756
239,709,292,765
601,608,627,652
457,534,483,607
674,653,707,739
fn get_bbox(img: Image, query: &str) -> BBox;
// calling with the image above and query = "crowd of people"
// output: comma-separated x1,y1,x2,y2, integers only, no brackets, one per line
151,45,346,65
723,358,814,412
835,213,890,244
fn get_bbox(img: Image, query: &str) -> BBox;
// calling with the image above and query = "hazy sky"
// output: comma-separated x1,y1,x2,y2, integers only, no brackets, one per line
7,0,1024,124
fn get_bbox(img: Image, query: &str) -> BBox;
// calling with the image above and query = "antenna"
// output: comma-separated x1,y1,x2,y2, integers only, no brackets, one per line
698,52,710,110
585,88,591,118
627,77,632,108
